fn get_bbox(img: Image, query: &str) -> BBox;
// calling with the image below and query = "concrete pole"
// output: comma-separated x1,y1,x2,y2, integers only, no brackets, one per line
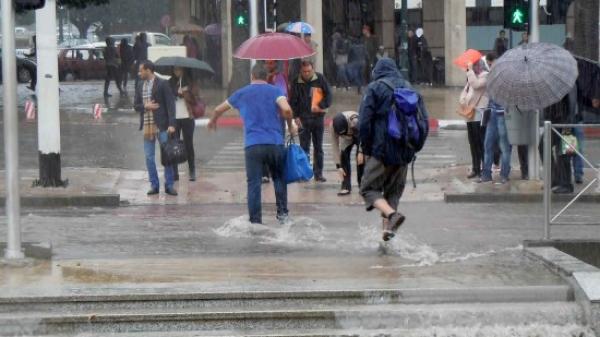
249,0,259,68
35,0,64,187
444,0,467,87
529,0,540,179
2,0,24,260
221,0,233,89
300,0,324,73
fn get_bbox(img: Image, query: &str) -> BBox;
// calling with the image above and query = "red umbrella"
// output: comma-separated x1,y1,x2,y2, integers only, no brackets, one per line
453,49,483,71
234,33,315,60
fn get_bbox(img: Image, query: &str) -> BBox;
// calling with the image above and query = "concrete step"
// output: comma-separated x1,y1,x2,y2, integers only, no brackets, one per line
0,286,573,314
0,302,586,336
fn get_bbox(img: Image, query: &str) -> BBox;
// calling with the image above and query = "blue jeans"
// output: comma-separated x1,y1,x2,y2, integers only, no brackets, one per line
483,112,511,179
571,126,584,180
144,131,175,190
245,144,288,224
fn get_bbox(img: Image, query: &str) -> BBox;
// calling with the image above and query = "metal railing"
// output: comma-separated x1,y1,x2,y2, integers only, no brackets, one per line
543,121,600,239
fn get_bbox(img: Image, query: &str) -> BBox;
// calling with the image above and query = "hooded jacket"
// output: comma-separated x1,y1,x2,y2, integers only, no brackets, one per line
359,58,412,166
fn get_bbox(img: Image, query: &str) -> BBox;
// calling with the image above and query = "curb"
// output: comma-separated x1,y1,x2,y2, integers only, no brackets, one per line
0,194,120,208
444,193,600,203
0,242,52,260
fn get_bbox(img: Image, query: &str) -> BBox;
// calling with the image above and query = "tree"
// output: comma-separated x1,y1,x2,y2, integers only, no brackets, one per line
573,0,599,60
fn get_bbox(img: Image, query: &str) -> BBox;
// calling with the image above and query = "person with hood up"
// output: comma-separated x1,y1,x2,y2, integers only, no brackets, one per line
359,58,413,242
103,37,124,97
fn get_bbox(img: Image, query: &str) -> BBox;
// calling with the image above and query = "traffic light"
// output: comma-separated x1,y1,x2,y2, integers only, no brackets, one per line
504,0,529,31
234,0,248,27
15,0,46,11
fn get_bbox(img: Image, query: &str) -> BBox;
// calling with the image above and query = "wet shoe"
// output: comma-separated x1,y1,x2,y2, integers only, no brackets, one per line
165,187,178,196
337,189,351,196
277,213,290,225
315,176,327,183
478,177,493,184
189,172,196,182
553,186,574,194
495,177,509,185
467,172,480,179
147,188,159,195
575,177,583,184
383,212,405,241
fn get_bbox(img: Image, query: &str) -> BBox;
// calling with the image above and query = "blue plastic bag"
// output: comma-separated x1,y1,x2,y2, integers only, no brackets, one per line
285,140,313,184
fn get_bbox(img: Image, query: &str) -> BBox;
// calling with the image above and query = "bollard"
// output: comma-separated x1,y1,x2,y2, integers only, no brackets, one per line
93,104,103,120
543,121,552,240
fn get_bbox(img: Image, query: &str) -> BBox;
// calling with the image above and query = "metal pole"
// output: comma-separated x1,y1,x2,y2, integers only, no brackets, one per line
263,0,268,32
398,0,409,79
249,0,258,68
273,0,277,31
2,0,24,260
529,0,540,179
543,121,552,240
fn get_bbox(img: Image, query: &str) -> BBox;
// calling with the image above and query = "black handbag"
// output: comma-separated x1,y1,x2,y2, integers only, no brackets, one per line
160,137,188,166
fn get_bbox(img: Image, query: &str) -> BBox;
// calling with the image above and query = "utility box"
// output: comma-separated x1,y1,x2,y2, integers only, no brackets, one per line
505,107,536,145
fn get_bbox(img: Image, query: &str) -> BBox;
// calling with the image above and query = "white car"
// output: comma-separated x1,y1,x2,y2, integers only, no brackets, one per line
132,32,173,46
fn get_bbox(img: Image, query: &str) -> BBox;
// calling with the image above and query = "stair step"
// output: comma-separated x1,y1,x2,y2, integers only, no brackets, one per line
1,302,585,336
0,286,573,314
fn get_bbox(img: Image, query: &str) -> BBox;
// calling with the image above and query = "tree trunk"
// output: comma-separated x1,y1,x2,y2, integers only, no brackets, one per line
573,0,599,60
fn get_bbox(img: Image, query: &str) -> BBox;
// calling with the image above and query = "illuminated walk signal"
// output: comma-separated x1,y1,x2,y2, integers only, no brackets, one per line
234,0,248,27
504,0,529,31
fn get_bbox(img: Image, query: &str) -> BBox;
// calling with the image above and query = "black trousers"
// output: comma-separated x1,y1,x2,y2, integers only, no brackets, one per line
120,64,131,89
104,65,122,94
517,145,529,177
467,121,484,175
299,116,325,179
340,141,365,191
539,133,573,189
174,118,195,177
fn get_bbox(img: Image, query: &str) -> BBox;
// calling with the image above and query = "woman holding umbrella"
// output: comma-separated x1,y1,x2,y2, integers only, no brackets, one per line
169,67,198,182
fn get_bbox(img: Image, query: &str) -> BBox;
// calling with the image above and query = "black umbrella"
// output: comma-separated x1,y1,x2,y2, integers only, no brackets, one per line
154,56,215,76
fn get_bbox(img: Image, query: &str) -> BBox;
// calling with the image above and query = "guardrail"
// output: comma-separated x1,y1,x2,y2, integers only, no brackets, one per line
543,121,600,239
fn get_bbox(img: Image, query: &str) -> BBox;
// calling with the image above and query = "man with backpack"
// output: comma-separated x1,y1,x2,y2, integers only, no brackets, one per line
359,58,428,241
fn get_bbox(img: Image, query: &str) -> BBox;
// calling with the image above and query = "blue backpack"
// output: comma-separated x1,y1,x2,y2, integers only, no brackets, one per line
380,79,430,186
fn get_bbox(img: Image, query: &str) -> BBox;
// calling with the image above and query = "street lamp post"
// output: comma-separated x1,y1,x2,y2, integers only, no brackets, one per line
529,0,541,179
1,0,24,260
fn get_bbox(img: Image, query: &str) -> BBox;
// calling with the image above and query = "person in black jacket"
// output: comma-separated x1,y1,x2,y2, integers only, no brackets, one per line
289,60,332,182
119,38,134,92
104,37,124,97
134,61,178,196
133,33,150,89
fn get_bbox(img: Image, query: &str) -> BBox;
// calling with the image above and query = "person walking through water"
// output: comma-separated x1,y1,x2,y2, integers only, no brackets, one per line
331,111,364,196
104,37,124,97
289,60,333,183
359,58,413,241
119,38,134,92
169,67,197,182
208,64,297,225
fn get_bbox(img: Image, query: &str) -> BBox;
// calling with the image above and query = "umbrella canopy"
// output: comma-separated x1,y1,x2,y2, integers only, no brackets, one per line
487,42,578,110
233,33,315,61
453,49,483,71
170,24,203,34
204,23,221,36
286,22,314,35
155,56,215,75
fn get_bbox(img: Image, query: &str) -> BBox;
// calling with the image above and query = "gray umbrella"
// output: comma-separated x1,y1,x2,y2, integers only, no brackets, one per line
154,56,215,75
487,42,578,111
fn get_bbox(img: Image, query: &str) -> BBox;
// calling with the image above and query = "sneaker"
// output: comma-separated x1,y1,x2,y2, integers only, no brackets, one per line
495,177,509,185
277,214,290,225
147,188,159,195
382,212,406,241
315,176,327,183
189,172,196,182
553,186,574,194
575,177,583,184
478,177,493,184
467,172,480,179
165,187,178,196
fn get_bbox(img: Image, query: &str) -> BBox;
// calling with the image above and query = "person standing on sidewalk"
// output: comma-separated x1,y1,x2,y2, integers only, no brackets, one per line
208,64,297,225
119,38,135,92
461,58,489,179
134,61,178,196
134,33,150,89
289,60,332,183
359,58,411,242
331,111,364,196
169,67,197,182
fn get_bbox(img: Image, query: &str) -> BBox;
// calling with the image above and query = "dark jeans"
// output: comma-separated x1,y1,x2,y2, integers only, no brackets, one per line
245,144,288,224
517,145,529,178
466,121,484,175
104,65,122,94
120,64,132,90
341,141,364,191
173,118,195,178
299,116,325,179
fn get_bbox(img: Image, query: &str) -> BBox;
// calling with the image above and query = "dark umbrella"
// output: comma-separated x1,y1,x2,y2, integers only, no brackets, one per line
234,33,315,61
487,42,578,110
154,56,215,76
204,23,221,36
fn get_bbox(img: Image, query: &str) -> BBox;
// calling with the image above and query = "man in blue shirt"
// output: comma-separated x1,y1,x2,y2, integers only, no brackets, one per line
208,64,296,225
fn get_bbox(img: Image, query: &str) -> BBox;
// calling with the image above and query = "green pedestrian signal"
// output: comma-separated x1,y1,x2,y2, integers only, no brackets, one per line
512,8,524,24
504,0,529,31
236,15,246,26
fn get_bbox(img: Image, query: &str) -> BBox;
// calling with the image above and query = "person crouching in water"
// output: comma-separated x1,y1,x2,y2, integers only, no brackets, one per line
331,111,364,196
